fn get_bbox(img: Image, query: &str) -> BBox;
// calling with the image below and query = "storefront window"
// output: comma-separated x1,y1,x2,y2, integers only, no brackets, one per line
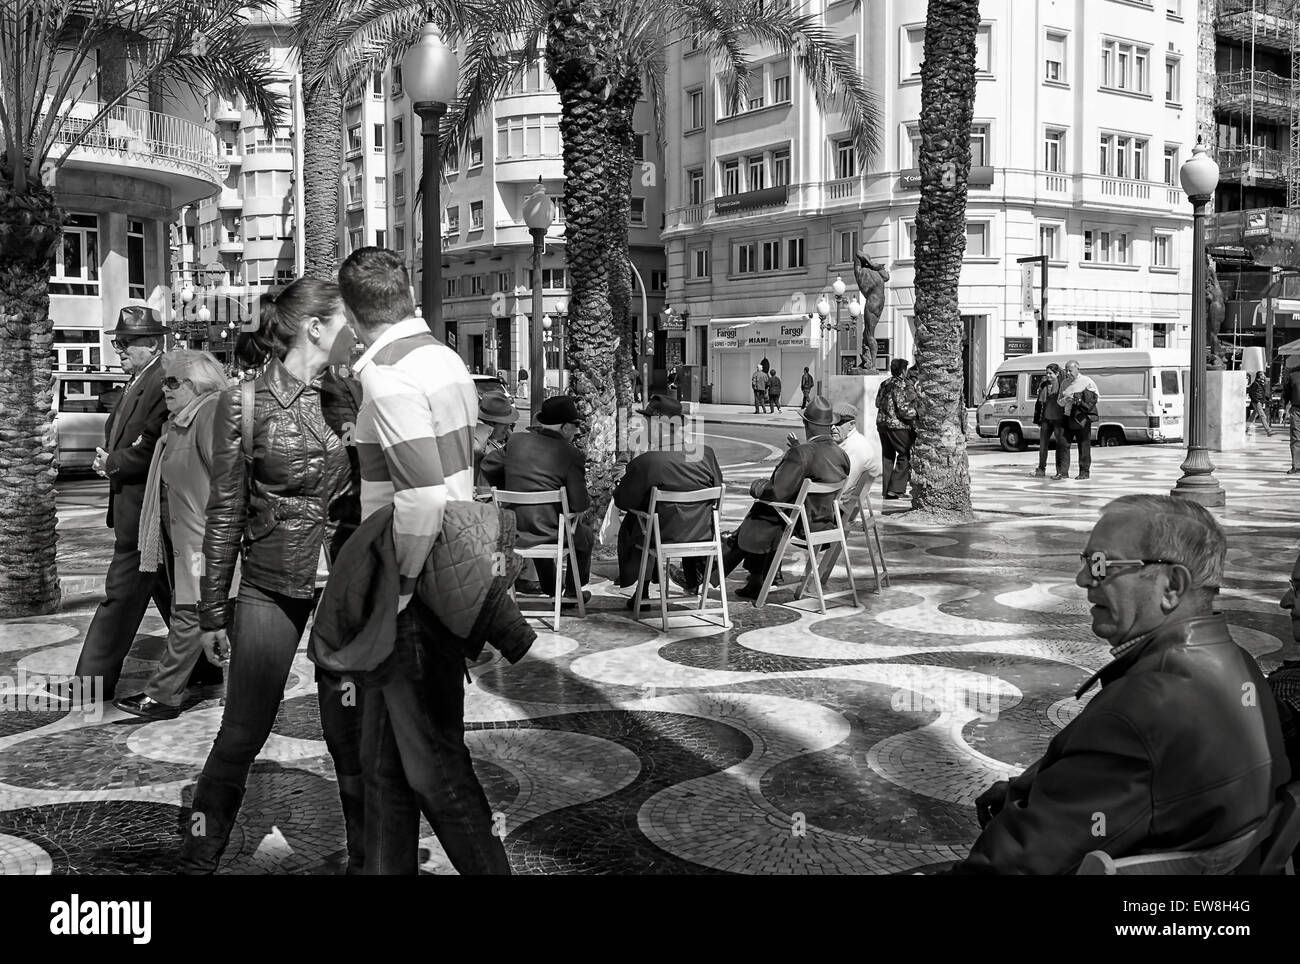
1077,322,1133,350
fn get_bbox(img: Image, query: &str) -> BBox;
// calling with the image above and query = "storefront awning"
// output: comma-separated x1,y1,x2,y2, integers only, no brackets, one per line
711,314,819,348
710,313,811,327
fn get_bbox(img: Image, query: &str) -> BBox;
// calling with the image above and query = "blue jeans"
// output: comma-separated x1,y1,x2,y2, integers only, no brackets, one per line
198,582,313,789
361,600,510,875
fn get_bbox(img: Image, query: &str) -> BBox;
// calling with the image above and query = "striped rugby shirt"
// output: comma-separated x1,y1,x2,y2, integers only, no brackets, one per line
353,318,477,607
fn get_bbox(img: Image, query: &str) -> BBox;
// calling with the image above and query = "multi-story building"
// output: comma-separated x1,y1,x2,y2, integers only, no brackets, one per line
46,54,220,373
663,0,1197,407
385,57,668,385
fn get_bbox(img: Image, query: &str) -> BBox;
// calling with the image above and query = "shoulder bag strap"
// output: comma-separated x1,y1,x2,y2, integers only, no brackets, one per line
241,377,254,465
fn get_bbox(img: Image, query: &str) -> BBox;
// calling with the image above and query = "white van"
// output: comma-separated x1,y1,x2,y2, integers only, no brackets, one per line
976,349,1187,452
50,371,129,473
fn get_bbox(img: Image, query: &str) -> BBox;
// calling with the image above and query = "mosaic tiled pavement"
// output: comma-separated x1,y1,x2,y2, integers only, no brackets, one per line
3,436,1299,874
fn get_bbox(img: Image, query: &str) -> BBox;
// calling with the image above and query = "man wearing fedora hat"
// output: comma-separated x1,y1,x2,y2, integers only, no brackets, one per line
473,392,519,489
720,395,850,599
74,305,181,699
613,394,723,605
481,394,593,602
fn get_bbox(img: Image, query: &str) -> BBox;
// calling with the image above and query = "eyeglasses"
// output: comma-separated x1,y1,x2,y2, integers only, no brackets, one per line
111,339,135,353
161,376,192,391
1078,551,1178,584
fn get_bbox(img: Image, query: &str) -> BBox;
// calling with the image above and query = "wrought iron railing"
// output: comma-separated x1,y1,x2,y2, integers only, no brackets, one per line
47,104,220,183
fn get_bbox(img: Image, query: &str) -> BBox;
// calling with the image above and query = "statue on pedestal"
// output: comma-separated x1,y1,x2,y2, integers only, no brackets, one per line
852,250,889,371
1206,253,1228,370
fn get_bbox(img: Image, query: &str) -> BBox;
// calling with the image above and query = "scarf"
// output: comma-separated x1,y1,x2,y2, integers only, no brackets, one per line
138,393,213,574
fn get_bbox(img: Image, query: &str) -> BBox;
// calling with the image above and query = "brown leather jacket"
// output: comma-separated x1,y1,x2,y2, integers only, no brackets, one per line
953,613,1291,874
199,358,350,631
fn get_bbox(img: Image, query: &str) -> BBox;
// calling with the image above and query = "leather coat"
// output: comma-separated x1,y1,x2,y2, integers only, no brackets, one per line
953,613,1291,874
199,358,350,631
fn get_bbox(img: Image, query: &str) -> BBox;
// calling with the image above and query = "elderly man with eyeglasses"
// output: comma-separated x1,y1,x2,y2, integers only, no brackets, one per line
951,494,1290,874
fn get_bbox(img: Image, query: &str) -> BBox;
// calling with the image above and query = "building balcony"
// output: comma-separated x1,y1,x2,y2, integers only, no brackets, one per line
494,154,564,183
1215,70,1293,124
46,102,221,205
214,102,242,123
1080,174,1183,212
217,188,243,210
1218,146,1290,186
218,235,242,254
1216,1,1295,53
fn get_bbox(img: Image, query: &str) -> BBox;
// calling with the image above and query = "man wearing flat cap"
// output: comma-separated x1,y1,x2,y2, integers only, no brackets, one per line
720,395,850,599
74,305,178,699
613,395,724,606
481,394,593,602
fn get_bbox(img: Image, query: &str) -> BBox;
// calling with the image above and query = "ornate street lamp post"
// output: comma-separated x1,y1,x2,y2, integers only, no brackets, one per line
522,179,554,422
1170,141,1225,507
831,275,847,378
815,294,831,394
403,14,458,341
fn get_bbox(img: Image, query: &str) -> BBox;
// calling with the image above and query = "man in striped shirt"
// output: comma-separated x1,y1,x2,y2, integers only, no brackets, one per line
337,247,510,875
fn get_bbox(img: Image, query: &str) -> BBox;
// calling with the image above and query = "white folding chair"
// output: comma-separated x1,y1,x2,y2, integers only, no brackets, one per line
817,477,888,593
491,487,586,632
630,485,730,631
754,478,860,613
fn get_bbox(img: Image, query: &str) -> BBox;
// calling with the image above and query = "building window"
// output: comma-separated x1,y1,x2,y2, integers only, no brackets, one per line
688,88,704,130
1100,38,1150,95
688,168,704,205
373,123,384,151
394,224,405,252
747,154,766,191
374,176,386,204
470,201,484,229
445,206,459,234
470,136,483,167
732,241,756,274
51,213,99,295
772,148,791,187
391,66,403,97
445,277,459,298
970,123,988,166
1099,133,1147,179
1038,222,1063,261
900,220,917,260
394,171,405,201
722,158,740,195
496,271,512,293
1045,31,1066,83
691,246,711,279
1152,231,1173,268
761,239,781,271
1084,228,1130,264
349,229,363,253
651,269,668,291
372,71,383,97
470,275,486,295
773,72,791,104
632,133,645,161
630,197,646,226
1163,145,1178,185
965,222,989,258
1078,322,1134,349
494,115,562,159
903,25,926,79
540,268,568,290
53,328,102,370
127,219,146,300
1164,57,1180,104
394,117,404,150
747,90,765,111
347,125,362,153
1152,322,1170,347
548,196,567,223
834,227,859,265
834,138,856,179
786,236,805,268
1044,128,1065,172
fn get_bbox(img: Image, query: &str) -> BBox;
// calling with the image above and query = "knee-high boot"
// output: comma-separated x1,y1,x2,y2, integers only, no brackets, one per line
178,776,245,874
337,773,366,875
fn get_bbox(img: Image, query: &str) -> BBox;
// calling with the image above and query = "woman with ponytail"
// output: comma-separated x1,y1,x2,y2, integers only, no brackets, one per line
180,278,354,873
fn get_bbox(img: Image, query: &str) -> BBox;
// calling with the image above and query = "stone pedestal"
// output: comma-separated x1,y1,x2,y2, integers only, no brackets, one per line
1205,368,1247,452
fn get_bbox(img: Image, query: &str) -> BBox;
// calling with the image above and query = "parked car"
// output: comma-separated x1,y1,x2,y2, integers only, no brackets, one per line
977,349,1188,452
51,371,128,473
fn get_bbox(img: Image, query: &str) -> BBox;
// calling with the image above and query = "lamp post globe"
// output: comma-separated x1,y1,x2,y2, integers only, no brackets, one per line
180,284,195,304
848,298,862,319
404,15,459,341
524,178,554,420
816,295,830,319
831,276,846,300
1179,142,1220,199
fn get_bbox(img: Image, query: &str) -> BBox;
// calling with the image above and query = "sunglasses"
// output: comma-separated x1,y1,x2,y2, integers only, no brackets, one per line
111,339,137,353
162,376,192,391
1078,551,1178,584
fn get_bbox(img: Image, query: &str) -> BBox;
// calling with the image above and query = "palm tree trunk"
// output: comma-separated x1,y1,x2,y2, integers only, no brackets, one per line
910,0,978,518
299,3,342,281
547,0,618,537
0,177,64,616
606,82,638,445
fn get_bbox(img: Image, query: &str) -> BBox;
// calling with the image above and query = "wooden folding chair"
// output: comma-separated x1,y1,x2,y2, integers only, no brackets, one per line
491,487,586,632
754,478,860,613
817,478,888,593
630,485,730,631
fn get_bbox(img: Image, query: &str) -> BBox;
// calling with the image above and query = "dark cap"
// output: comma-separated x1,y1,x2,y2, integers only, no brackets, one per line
536,395,581,426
